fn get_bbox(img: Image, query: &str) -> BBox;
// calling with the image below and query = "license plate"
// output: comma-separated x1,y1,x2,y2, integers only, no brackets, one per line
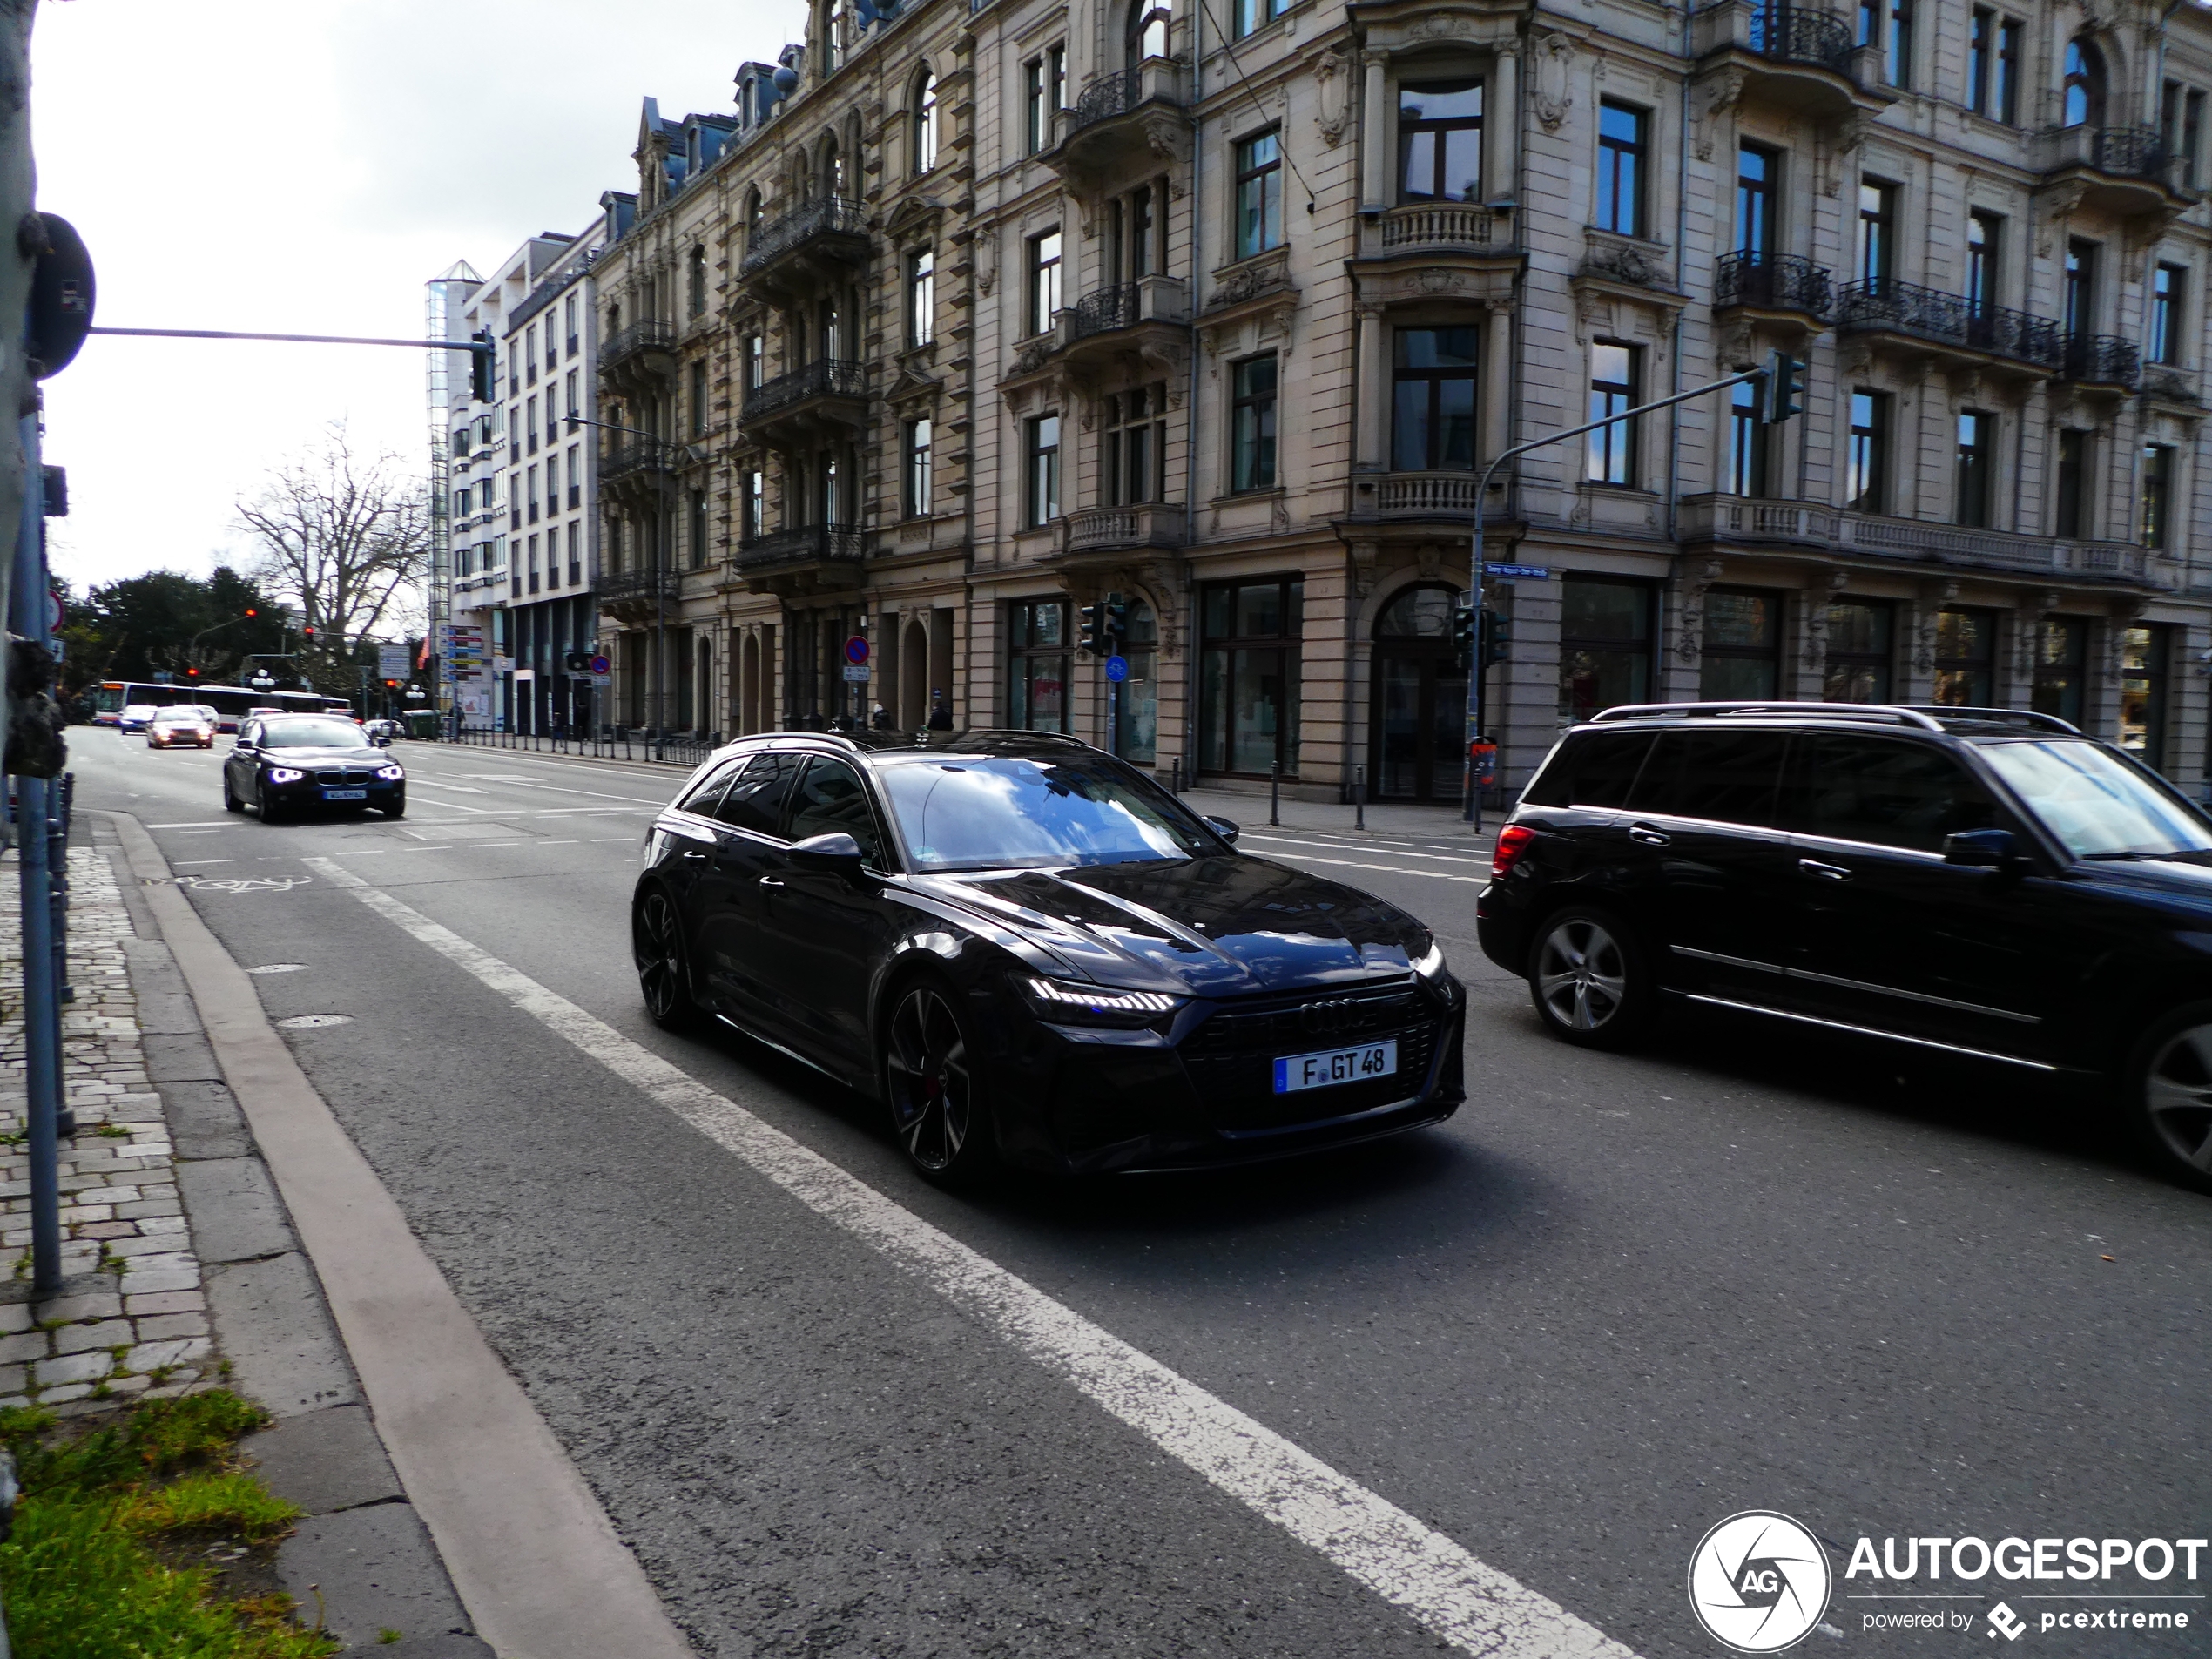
321,788,367,800
1272,1039,1398,1095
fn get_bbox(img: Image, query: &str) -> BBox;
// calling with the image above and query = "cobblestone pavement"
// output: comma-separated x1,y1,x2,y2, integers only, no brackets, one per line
0,834,213,1412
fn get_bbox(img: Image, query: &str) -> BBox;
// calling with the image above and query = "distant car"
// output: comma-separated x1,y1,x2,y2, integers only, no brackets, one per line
146,708,215,750
224,714,405,823
117,704,158,733
361,718,401,744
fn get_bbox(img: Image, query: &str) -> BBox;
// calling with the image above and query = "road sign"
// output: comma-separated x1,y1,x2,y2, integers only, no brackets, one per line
590,673,613,688
1103,654,1130,682
492,655,516,674
46,590,62,633
1483,563,1551,579
844,635,870,666
841,663,871,683
376,644,411,679
588,653,611,675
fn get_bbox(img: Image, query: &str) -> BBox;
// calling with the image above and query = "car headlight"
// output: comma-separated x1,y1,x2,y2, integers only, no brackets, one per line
1410,938,1448,981
1017,974,1184,1028
375,765,404,781
266,767,305,784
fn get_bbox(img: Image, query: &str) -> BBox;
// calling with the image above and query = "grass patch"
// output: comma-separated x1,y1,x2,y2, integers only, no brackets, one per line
0,1392,337,1658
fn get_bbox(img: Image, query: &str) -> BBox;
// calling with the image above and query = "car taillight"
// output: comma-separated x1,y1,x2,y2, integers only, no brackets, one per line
1491,823,1536,879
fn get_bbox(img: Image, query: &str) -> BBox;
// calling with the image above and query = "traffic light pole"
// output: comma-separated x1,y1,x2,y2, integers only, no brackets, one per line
1462,361,1778,826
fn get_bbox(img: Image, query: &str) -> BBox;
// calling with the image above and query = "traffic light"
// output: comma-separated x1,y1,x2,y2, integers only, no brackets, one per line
1103,592,1128,649
245,607,257,618
300,624,316,644
185,666,200,680
1759,348,1804,424
383,678,401,690
1078,600,1107,655
1479,608,1513,669
1450,604,1476,673
469,330,495,403
564,650,594,672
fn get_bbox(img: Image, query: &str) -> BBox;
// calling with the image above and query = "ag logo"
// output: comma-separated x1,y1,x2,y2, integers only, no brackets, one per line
1687,1510,1833,1653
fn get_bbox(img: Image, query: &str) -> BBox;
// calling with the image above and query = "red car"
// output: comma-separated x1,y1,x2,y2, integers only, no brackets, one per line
146,708,215,749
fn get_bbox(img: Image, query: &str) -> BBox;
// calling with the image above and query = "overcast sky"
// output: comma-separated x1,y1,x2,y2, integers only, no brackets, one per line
32,0,806,599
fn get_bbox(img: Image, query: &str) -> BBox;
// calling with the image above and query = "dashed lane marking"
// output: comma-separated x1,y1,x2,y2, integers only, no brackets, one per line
172,860,237,867
149,821,232,829
300,854,1638,1659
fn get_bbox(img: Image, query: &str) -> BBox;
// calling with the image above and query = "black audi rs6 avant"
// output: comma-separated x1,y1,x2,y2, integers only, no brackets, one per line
632,731,1466,1181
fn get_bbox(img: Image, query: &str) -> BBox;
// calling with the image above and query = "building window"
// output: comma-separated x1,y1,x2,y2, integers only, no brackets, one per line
2141,444,2175,549
1824,600,1894,703
1596,101,1648,237
1025,413,1062,526
2188,90,2207,192
1233,132,1285,260
2121,624,2172,769
1116,600,1158,765
525,463,539,524
689,489,709,570
1007,598,1070,732
563,369,579,426
567,522,581,586
1700,590,1783,700
1231,355,1278,491
1127,0,1170,64
1391,327,1478,472
1199,578,1303,776
2064,239,2098,341
686,246,707,320
2063,38,2106,127
1399,80,1482,203
1970,10,2020,121
1845,389,1888,514
1103,384,1166,505
564,293,579,356
739,469,764,542
1858,179,1896,289
1966,212,2001,314
914,71,940,173
1586,341,1639,485
903,418,933,518
1735,142,1777,257
525,395,539,455
525,325,538,384
746,333,765,390
1932,608,1996,705
1232,0,1288,38
567,444,581,509
2054,429,2088,538
2032,616,2089,725
1109,185,1158,281
2152,264,2185,365
1885,0,1913,88
545,453,560,516
1557,577,1654,722
689,361,709,436
1027,228,1062,335
1954,409,1993,528
1726,381,1769,497
907,248,935,347
1024,57,1049,153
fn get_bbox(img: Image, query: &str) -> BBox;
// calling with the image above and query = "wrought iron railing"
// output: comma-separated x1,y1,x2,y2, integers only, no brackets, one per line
741,359,867,422
598,438,680,481
1069,68,1143,132
600,320,675,368
2073,125,2168,181
597,565,678,604
2060,334,2141,388
1745,4,1856,71
1835,280,2064,369
1070,284,1140,340
1714,251,1835,317
735,523,865,571
739,197,867,275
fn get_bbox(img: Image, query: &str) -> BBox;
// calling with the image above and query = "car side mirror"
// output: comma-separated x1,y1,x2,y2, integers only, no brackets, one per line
789,831,867,881
371,734,391,747
1204,815,1241,845
1944,827,2018,868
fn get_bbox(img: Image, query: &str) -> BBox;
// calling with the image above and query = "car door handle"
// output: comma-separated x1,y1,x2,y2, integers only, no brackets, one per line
678,847,706,861
1627,823,1670,846
1799,859,1852,881
758,874,785,888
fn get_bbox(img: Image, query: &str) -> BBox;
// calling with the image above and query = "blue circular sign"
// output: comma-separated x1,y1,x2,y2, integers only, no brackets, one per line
1103,654,1130,682
844,635,870,666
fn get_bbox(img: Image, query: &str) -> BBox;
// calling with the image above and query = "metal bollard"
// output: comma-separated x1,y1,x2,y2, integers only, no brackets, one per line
1170,756,1184,795
1269,761,1280,827
1354,765,1366,832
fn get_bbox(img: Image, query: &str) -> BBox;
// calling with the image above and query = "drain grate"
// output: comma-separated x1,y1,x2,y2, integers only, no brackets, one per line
275,1014,352,1029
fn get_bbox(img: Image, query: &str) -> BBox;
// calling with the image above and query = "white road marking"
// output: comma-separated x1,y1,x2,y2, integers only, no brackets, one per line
538,840,578,846
590,837,632,843
1244,833,1491,867
446,777,671,806
149,821,232,829
300,855,1637,1659
469,843,524,849
1262,852,1487,886
172,859,237,867
405,792,504,814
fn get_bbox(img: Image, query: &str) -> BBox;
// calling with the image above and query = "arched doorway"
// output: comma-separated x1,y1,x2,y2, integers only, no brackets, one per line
1370,584,1467,803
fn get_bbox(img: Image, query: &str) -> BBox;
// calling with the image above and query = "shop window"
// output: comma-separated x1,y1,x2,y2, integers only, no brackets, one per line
1200,577,1302,775
2032,616,2088,726
1008,598,1070,732
2121,624,2172,770
1557,577,1654,723
1701,590,1783,700
1824,600,1894,703
1932,607,1996,706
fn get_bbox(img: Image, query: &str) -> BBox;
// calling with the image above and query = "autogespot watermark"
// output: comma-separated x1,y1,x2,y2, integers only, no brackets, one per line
1688,1512,1835,1652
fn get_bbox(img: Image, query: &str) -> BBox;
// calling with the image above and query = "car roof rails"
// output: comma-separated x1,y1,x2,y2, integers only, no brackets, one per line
1586,701,1946,732
1897,705,2083,736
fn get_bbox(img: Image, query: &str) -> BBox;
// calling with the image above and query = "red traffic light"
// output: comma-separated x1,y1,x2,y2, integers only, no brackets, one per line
245,607,257,617
185,667,199,678
301,624,316,640
383,678,400,688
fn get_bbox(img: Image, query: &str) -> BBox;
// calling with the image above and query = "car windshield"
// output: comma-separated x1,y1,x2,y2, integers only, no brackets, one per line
259,719,367,749
152,710,202,725
877,753,1220,872
1975,738,2212,860
123,705,155,718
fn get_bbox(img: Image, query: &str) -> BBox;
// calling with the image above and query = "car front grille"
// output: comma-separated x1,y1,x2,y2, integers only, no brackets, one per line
1177,984,1438,1131
312,768,378,786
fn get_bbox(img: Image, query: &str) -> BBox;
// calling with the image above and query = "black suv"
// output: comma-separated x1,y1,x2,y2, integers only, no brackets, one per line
1476,702,2212,1191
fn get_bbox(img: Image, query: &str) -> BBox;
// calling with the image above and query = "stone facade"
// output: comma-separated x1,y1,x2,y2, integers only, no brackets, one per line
587,0,2212,799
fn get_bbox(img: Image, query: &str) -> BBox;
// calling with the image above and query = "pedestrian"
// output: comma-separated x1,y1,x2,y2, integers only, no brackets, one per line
871,702,894,730
927,690,954,731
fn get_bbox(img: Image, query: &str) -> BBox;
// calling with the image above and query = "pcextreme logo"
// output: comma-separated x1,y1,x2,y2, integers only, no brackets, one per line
1687,1510,1834,1653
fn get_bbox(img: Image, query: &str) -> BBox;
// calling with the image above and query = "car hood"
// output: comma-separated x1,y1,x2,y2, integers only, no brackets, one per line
256,746,389,765
917,854,1434,994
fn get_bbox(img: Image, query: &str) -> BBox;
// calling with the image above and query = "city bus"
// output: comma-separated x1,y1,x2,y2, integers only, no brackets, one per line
87,679,352,732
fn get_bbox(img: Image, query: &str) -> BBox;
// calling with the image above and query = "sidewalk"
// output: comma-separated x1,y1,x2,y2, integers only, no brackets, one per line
1181,785,1501,846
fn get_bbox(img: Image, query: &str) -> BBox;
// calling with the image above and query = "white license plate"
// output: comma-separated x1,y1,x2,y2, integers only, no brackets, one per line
1272,1039,1398,1095
321,788,367,800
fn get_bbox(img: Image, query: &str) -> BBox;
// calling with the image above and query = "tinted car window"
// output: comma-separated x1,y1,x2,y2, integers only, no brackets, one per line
1973,738,2212,860
1626,730,1787,825
1521,730,1655,808
786,757,887,868
1783,735,1997,852
716,752,801,838
676,758,744,818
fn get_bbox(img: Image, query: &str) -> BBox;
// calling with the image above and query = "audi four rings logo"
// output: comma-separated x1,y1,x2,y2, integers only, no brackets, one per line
1299,998,1359,1038
1688,1511,1834,1653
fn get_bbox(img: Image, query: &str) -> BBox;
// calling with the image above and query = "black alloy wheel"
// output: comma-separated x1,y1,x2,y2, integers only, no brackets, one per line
1527,906,1652,1049
631,888,698,1032
256,779,285,825
380,799,406,819
882,981,995,1184
2124,1001,2212,1194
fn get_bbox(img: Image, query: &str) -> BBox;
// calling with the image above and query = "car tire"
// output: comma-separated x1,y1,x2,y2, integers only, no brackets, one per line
631,887,699,1033
257,780,284,825
1526,906,1653,1050
880,975,999,1186
2121,1001,2212,1194
222,774,243,813
380,799,406,819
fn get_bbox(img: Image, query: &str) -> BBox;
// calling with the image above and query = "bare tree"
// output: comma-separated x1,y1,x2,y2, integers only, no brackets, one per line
234,424,428,695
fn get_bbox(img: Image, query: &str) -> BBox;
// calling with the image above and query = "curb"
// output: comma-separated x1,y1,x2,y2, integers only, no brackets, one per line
103,812,694,1659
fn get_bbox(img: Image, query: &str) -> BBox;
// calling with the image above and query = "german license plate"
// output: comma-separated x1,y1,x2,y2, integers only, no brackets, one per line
321,788,367,800
1272,1039,1398,1095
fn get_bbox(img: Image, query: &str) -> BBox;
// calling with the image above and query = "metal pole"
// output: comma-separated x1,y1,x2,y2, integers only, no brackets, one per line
1354,764,1366,833
11,413,61,1295
1269,761,1280,827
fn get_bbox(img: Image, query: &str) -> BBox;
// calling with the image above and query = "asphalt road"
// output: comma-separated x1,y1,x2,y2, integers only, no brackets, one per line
67,727,2212,1658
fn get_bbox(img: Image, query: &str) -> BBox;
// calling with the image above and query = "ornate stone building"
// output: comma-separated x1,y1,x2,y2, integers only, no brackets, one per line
587,0,2212,800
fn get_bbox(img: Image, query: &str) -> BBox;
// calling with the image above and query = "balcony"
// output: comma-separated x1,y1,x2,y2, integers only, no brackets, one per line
1052,276,1191,380
733,523,865,594
1047,503,1186,570
1044,62,1190,191
2059,334,2141,392
1360,202,1514,259
1340,471,1518,529
599,320,676,386
598,437,681,486
739,359,867,446
1678,493,2154,583
2032,125,2182,216
738,198,868,299
596,563,680,622
1835,280,2063,375
1714,251,1834,321
1692,0,1890,121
